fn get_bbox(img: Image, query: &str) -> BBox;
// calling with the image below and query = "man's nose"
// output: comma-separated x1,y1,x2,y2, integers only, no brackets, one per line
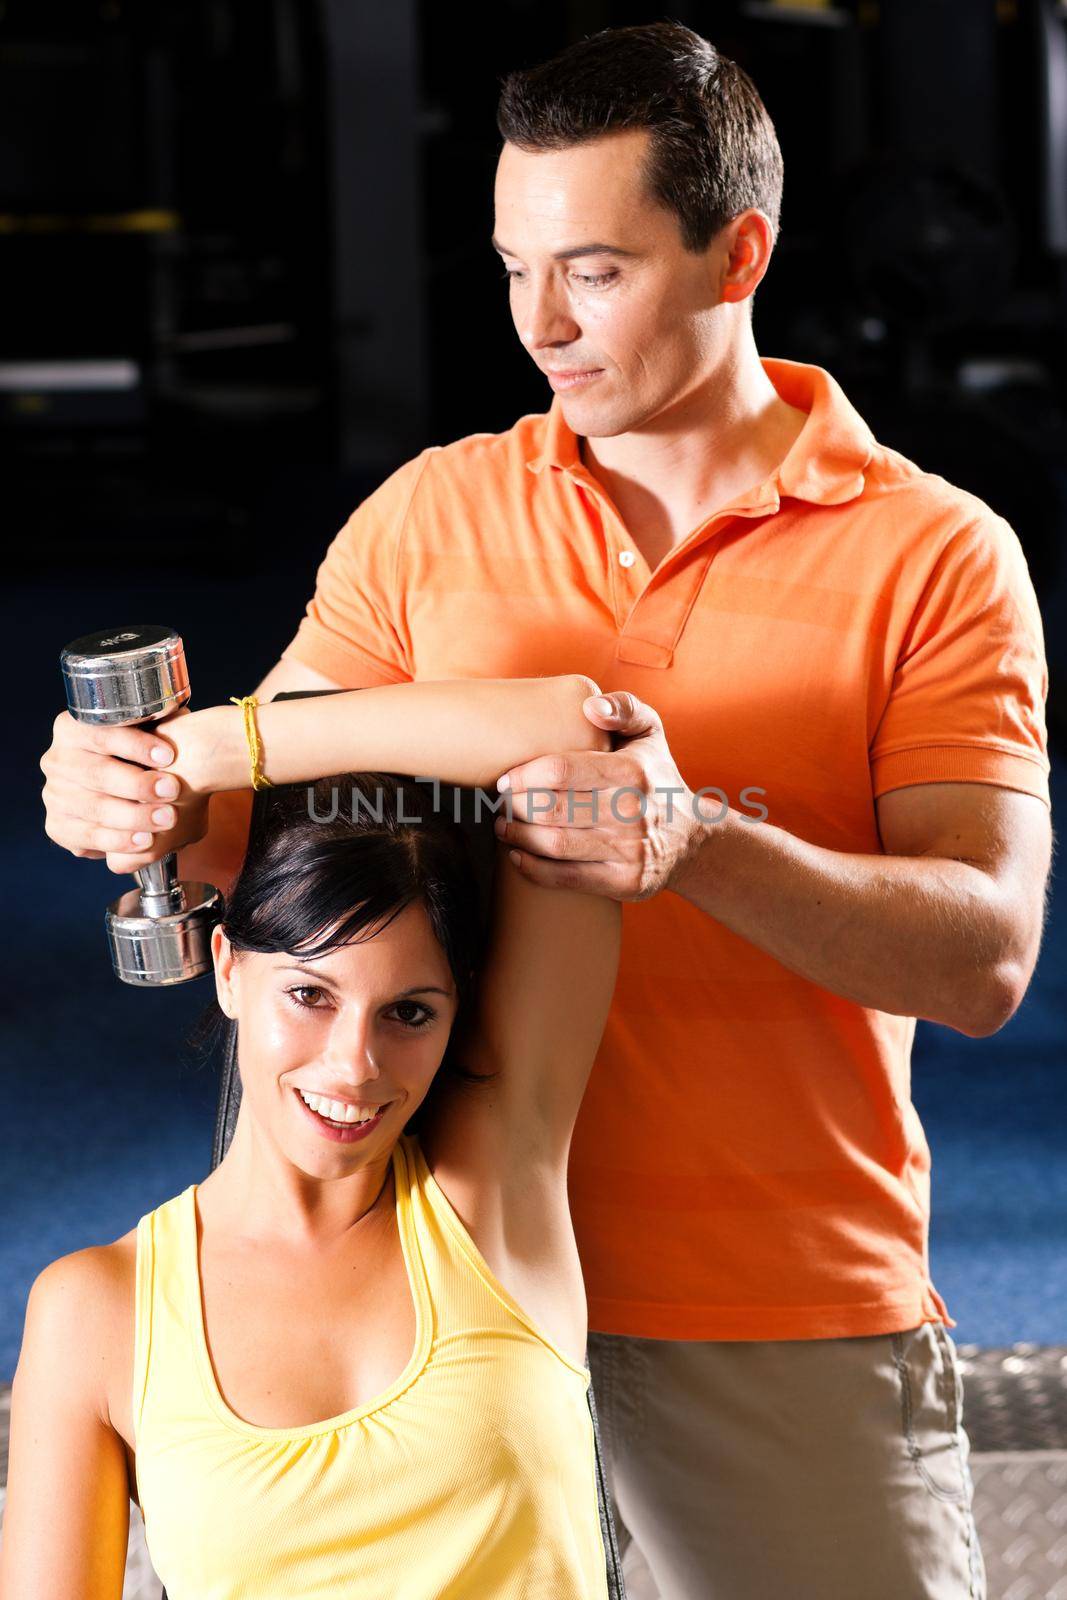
516,275,580,352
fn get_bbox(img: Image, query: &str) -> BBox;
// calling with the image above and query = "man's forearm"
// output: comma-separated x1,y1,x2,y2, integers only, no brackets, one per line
670,808,1018,1037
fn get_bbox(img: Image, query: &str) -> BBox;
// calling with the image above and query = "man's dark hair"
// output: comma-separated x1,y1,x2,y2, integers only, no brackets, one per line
496,20,783,255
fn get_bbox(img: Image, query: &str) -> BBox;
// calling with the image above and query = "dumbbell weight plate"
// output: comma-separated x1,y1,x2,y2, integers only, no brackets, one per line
61,624,190,726
106,881,223,985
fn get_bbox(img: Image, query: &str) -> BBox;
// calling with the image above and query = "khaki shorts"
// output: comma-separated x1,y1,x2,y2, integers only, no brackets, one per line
588,1322,985,1600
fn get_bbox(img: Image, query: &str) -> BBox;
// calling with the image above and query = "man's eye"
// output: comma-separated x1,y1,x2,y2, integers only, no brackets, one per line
500,267,617,288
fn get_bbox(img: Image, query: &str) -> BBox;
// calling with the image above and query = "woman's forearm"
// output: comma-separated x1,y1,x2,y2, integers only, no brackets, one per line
198,675,608,792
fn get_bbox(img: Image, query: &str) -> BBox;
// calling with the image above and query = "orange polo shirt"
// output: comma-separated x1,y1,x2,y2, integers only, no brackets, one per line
282,357,1051,1341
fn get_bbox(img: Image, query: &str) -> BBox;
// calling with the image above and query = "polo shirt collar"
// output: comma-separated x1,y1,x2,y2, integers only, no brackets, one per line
524,356,875,509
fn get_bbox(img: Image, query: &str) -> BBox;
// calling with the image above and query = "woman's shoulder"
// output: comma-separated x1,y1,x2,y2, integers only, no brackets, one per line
19,1183,191,1413
17,1228,137,1432
27,1223,137,1312
32,1179,198,1327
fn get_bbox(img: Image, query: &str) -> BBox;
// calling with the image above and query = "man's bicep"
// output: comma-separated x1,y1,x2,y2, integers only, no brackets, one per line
876,779,1053,985
875,780,1051,878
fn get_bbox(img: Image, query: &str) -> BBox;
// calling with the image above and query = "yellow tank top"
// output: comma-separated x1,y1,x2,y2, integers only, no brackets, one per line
132,1134,608,1599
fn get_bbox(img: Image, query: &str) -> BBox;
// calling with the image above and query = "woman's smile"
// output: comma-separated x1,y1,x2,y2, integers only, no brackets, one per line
292,1086,390,1143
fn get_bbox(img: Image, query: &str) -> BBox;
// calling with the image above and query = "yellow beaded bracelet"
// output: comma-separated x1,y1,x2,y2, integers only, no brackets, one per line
230,695,274,791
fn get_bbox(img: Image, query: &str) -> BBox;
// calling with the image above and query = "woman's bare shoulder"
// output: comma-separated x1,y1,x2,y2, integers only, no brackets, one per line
20,1228,138,1415
29,1227,137,1309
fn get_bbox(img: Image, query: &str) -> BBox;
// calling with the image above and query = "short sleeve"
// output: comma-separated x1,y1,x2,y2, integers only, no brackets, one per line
870,513,1051,808
281,451,431,687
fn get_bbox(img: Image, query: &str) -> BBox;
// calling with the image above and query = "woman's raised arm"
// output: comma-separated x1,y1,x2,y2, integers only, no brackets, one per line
176,674,611,796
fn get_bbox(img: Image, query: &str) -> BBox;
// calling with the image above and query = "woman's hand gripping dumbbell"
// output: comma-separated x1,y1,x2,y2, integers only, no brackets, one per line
43,638,214,878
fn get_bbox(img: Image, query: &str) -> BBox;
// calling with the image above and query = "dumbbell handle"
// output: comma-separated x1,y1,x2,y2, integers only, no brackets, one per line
60,625,223,982
137,855,186,917
60,624,193,919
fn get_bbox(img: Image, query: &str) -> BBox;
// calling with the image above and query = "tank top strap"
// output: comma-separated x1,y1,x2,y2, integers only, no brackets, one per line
396,1135,590,1383
132,1186,203,1448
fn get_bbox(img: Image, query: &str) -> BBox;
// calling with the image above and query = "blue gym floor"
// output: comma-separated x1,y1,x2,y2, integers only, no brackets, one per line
2,568,1064,1381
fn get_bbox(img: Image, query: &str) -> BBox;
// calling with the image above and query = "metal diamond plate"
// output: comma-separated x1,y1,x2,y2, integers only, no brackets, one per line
958,1345,1067,1453
971,1453,1067,1600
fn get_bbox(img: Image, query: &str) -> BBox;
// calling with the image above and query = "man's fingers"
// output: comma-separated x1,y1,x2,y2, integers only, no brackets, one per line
498,750,633,804
498,690,665,798
499,788,604,827
582,689,662,738
501,777,650,826
504,845,626,899
495,816,642,862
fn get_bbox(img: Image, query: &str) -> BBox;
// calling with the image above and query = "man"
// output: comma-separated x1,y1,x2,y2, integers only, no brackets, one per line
41,22,1052,1600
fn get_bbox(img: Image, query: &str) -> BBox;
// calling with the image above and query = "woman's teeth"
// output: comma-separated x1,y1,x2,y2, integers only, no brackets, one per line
299,1090,381,1125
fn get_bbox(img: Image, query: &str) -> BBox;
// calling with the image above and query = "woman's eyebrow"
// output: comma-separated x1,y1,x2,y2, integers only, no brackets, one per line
278,964,450,999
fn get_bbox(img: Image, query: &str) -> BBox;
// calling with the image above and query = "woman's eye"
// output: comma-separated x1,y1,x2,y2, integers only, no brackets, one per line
390,1001,436,1031
286,984,328,1010
283,989,434,1030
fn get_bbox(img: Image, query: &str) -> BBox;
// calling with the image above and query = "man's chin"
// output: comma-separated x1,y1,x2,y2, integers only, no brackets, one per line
560,395,639,442
557,383,624,432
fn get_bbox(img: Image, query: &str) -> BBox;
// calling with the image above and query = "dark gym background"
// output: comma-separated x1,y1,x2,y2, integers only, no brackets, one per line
4,0,1066,1389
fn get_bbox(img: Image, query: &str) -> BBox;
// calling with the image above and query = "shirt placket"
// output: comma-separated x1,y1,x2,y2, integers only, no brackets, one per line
569,467,780,670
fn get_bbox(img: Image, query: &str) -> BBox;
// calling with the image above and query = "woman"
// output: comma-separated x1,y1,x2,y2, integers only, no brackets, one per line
1,674,622,1599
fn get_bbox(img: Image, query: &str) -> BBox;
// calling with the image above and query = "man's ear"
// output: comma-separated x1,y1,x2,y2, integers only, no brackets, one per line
211,923,238,1019
719,208,774,306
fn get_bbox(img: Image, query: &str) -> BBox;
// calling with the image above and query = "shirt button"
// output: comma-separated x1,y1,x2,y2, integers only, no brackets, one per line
618,550,636,568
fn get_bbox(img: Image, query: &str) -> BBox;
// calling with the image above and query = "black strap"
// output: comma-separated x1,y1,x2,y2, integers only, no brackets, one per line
587,1348,627,1598
210,1014,242,1170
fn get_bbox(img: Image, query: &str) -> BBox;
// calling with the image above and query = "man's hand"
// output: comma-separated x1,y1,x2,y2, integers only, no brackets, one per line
492,690,701,901
40,705,213,878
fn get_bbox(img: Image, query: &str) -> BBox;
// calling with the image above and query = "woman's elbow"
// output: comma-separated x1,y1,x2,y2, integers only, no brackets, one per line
554,674,611,754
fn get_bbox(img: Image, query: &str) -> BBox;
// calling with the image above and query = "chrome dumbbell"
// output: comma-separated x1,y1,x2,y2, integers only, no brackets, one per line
60,624,223,985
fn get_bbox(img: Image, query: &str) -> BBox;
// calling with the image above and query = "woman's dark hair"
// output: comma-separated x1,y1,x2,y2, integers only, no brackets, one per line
190,772,496,1119
496,20,783,255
